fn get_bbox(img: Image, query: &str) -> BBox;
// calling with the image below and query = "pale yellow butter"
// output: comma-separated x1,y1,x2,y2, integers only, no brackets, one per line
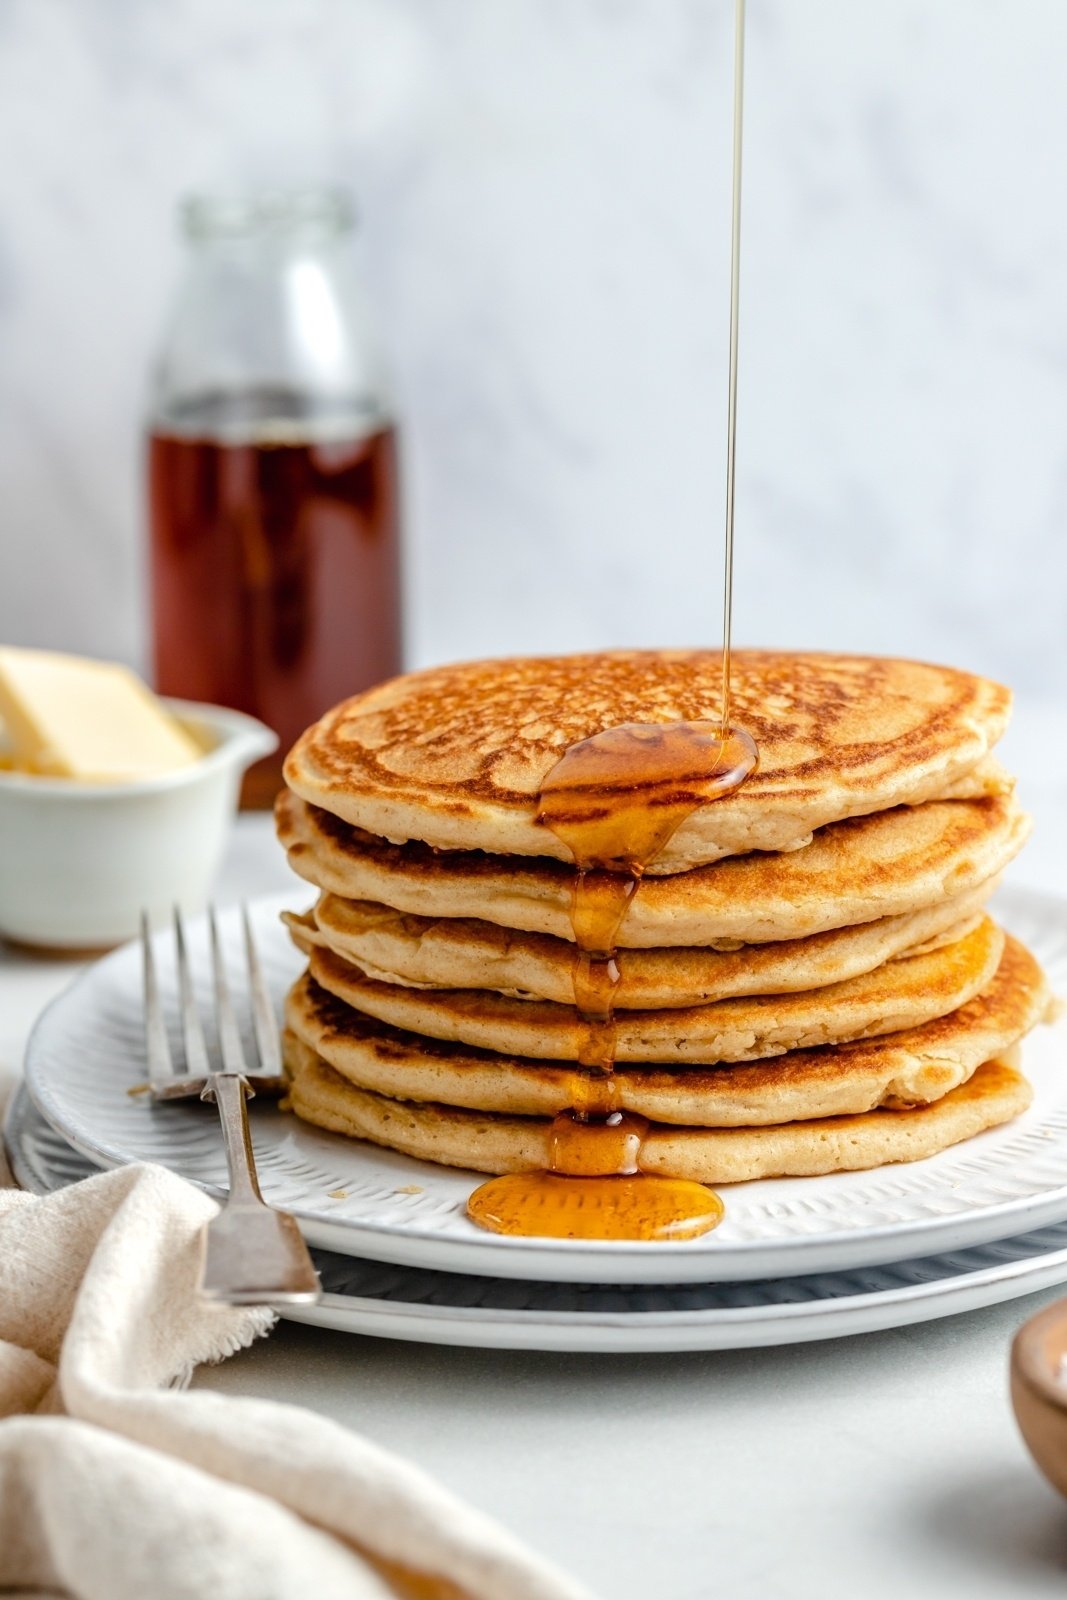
0,646,202,781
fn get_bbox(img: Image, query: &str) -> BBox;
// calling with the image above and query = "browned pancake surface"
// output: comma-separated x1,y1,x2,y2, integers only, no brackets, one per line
284,651,1011,868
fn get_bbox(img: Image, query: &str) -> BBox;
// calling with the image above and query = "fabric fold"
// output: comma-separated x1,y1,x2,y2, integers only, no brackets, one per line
0,1145,589,1600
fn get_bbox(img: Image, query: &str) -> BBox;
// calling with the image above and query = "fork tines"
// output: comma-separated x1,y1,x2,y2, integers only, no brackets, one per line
141,906,287,1100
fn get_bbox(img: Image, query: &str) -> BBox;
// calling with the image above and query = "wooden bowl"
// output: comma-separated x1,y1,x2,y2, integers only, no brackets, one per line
1011,1297,1067,1498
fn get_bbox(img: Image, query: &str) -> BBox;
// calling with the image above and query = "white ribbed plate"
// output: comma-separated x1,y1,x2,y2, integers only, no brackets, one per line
7,1085,1067,1352
21,888,1067,1285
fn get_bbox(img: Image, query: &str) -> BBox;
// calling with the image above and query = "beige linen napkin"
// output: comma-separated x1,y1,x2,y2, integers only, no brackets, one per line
0,1076,591,1600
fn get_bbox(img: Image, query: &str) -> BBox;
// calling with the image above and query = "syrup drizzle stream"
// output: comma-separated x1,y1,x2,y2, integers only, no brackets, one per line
721,0,746,737
467,0,754,1244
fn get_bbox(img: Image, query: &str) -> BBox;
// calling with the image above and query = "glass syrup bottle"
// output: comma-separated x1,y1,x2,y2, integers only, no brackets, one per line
147,187,402,807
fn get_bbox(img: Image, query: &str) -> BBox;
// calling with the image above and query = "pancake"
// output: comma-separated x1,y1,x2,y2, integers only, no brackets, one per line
286,881,994,1007
283,651,1011,870
294,916,1005,1066
277,788,1029,947
283,932,1049,1126
282,1043,1034,1183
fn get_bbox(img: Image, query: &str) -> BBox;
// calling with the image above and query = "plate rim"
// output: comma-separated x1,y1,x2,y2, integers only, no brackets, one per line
19,883,1067,1286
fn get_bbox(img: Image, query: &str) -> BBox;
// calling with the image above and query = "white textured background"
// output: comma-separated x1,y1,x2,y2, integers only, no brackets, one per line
1,0,1066,703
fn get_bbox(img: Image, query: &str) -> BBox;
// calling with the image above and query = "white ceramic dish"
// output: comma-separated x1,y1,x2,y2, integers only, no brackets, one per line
8,1085,1067,1353
0,697,275,950
21,887,1067,1285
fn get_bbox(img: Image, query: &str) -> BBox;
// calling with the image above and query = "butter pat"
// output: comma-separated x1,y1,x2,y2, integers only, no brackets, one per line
0,647,202,782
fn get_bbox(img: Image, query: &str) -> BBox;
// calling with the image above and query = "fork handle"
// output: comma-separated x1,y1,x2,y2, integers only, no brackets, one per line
207,1073,264,1206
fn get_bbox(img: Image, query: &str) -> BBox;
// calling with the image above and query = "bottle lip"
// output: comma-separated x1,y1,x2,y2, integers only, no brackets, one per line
180,186,356,241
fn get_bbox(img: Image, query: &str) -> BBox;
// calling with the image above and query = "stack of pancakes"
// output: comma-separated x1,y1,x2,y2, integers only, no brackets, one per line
276,651,1050,1185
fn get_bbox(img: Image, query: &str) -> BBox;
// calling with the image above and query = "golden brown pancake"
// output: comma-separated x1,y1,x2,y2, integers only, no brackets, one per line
283,933,1048,1127
282,1043,1034,1184
277,788,1029,947
286,882,994,1007
283,651,1011,870
293,916,1005,1066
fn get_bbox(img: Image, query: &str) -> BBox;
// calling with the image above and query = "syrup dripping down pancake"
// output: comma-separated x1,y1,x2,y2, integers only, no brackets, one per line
277,788,1028,948
282,1044,1035,1186
285,886,993,1009
290,916,1005,1067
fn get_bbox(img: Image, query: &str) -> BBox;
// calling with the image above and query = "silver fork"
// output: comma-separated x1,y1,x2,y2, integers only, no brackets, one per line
142,905,321,1306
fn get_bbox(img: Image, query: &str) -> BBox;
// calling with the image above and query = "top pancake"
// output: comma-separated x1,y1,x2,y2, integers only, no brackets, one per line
284,651,1011,872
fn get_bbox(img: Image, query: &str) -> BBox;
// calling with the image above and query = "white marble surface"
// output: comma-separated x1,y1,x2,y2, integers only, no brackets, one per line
201,1303,1067,1600
2,706,1067,1596
1,1,1066,697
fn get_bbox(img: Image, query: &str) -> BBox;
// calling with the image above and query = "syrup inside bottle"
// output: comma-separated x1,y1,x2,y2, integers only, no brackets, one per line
465,722,757,1243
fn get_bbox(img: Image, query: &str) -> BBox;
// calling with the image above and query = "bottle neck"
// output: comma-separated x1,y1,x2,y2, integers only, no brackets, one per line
151,213,389,440
181,187,356,246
